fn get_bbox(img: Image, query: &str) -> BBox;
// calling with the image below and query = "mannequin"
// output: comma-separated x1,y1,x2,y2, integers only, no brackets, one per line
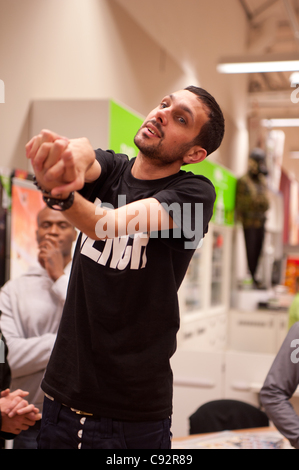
236,148,269,288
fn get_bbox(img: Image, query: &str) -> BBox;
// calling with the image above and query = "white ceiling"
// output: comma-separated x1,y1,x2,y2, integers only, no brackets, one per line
114,0,299,178
114,0,299,114
240,0,299,112
241,0,299,181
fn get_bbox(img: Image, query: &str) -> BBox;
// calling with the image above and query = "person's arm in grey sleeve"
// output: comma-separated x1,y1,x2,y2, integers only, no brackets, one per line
260,322,299,448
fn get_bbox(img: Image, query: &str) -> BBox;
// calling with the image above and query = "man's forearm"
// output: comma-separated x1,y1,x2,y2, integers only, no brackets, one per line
84,158,101,183
61,193,174,241
260,386,299,448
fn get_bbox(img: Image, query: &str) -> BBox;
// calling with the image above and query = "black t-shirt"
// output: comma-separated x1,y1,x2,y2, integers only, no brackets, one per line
41,150,216,421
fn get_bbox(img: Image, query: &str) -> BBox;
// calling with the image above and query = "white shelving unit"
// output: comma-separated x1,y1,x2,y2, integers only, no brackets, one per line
172,222,234,437
171,222,293,439
177,222,233,351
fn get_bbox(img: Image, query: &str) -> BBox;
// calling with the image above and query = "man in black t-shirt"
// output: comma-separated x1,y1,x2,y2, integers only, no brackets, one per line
26,86,225,449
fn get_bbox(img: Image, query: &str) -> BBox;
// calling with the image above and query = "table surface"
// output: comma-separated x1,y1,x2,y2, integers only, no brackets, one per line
172,427,293,449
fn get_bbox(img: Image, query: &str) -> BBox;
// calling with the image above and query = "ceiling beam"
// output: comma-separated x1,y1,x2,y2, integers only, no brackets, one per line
239,0,253,20
283,0,299,45
251,0,280,19
239,0,280,21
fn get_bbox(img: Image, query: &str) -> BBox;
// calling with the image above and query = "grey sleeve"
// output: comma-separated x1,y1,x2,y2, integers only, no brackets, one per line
260,322,299,449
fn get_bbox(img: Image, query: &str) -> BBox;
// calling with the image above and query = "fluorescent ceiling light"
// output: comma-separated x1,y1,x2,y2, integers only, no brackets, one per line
290,72,299,85
262,118,299,127
217,53,299,74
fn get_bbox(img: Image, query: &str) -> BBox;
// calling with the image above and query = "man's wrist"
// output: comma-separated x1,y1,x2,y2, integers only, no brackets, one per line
33,177,75,211
32,176,52,195
43,192,75,212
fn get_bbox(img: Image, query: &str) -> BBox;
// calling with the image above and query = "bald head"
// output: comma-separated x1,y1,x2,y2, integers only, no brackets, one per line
36,206,77,264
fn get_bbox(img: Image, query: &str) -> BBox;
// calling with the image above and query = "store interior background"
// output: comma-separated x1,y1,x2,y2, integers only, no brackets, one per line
1,0,299,437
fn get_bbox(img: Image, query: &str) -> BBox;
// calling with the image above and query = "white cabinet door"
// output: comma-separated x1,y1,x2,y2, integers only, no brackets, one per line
224,350,275,407
170,350,224,437
229,311,276,353
229,310,289,354
179,314,227,352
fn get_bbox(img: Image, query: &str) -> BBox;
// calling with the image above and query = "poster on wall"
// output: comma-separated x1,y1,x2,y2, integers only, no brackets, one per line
284,258,299,294
10,178,44,280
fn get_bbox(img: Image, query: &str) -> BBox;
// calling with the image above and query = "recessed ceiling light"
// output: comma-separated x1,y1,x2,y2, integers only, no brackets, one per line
290,72,299,86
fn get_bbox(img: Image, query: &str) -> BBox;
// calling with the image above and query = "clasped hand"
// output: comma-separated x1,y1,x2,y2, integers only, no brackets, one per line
26,129,96,199
0,389,41,435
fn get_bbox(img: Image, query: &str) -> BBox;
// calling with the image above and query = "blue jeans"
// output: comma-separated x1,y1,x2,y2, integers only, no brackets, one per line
37,397,172,449
13,421,41,449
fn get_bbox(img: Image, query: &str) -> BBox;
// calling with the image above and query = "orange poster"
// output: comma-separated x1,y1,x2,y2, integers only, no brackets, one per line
284,258,299,295
10,179,44,279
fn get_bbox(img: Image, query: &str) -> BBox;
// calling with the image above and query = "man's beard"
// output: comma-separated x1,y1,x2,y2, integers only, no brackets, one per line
134,121,193,167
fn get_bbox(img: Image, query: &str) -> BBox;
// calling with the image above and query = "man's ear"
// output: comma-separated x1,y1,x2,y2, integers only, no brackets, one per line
183,147,207,165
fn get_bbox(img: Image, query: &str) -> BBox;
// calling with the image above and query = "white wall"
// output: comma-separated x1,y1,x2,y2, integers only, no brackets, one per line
0,0,250,174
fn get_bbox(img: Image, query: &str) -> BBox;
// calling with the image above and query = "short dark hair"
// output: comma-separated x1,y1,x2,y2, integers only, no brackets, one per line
185,86,225,156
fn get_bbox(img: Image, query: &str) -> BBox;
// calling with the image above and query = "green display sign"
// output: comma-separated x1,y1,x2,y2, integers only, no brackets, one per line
183,160,237,226
109,100,144,159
